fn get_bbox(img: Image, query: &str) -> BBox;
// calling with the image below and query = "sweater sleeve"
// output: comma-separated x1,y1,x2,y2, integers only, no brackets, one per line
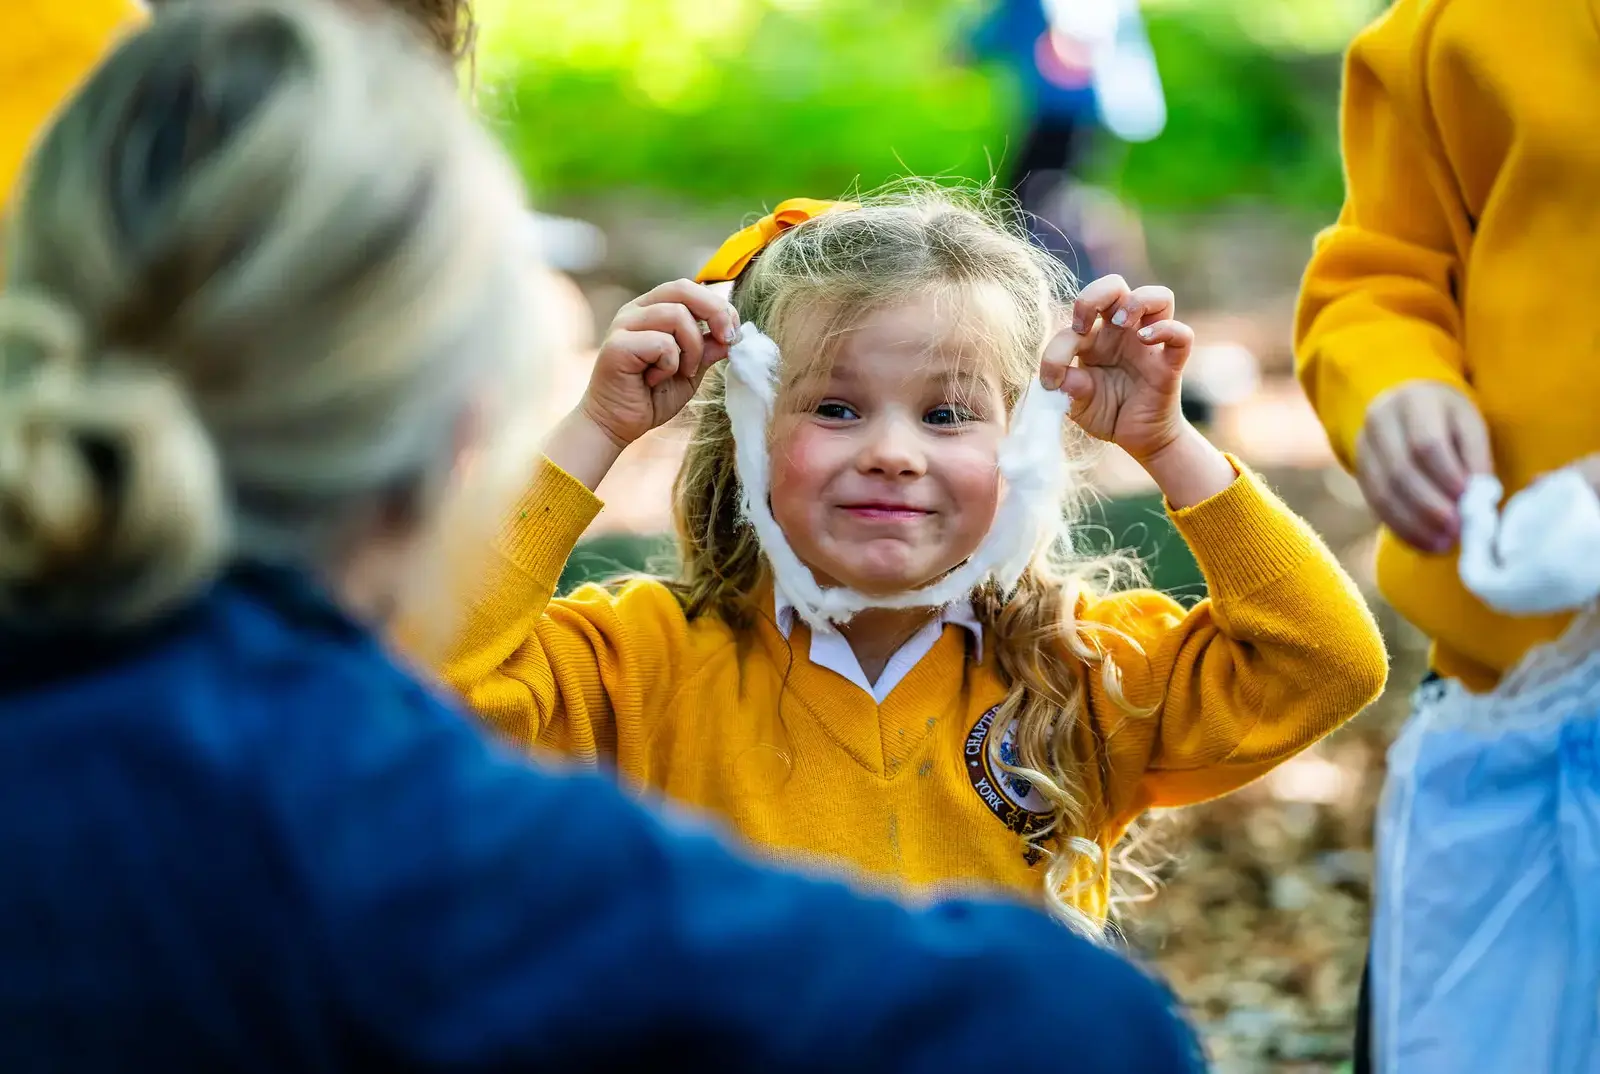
1081,462,1389,816
264,662,1205,1074
433,458,699,765
1292,0,1472,470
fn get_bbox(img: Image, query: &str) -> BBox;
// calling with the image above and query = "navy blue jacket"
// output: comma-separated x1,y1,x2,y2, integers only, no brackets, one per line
0,565,1204,1072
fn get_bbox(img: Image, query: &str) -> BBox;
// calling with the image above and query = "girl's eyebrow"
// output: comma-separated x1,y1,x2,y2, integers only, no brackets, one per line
822,364,861,385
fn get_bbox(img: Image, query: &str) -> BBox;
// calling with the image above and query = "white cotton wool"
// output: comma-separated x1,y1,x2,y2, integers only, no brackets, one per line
1457,468,1600,617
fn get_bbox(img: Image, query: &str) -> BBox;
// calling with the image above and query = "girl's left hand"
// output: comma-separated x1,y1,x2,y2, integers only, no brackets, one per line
1040,275,1193,463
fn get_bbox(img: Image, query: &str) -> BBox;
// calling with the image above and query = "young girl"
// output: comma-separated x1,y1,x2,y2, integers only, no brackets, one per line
440,190,1389,936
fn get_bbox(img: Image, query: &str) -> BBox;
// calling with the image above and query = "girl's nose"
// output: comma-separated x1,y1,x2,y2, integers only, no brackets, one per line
855,414,927,478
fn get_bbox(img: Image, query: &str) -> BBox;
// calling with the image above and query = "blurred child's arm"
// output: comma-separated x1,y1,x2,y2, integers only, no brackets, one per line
1293,0,1471,471
1079,460,1388,815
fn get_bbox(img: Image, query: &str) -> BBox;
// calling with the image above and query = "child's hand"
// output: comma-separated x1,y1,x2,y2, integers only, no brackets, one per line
1355,382,1493,553
1041,275,1192,463
579,279,741,449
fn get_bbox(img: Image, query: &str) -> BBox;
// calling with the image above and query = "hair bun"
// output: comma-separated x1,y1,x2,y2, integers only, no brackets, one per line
0,292,230,629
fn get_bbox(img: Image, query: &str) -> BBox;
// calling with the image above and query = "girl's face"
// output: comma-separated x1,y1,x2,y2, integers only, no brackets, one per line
768,294,1009,596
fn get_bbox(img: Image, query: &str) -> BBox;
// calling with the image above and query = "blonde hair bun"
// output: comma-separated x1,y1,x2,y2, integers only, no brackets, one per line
0,292,227,628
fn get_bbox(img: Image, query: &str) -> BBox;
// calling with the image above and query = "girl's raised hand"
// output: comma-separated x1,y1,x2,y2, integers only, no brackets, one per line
579,279,741,448
1039,275,1194,463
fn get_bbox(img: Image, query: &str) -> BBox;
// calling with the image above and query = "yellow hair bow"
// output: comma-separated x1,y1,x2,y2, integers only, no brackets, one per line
694,197,859,284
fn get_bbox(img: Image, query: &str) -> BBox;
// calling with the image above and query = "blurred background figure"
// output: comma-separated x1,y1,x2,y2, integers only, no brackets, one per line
962,0,1233,429
966,0,1164,281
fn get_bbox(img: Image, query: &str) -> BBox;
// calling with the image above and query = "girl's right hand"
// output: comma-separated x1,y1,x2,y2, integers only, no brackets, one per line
578,279,742,448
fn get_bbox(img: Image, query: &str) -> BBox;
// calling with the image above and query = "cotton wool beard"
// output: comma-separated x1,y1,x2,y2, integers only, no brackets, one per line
723,323,1075,635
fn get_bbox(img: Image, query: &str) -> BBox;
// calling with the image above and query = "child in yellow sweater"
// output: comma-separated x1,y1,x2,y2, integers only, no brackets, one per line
444,190,1388,937
1295,0,1600,692
1296,2,1600,1068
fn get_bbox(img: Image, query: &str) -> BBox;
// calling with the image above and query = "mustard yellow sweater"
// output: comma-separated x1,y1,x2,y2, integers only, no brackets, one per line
1295,0,1600,689
1,0,145,203
440,459,1387,921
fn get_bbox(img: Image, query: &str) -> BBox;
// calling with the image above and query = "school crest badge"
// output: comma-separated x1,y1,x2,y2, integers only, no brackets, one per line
964,705,1052,840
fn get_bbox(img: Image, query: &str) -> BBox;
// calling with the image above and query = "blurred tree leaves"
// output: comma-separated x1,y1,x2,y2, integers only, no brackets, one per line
477,0,1380,214
1102,10,1349,211
479,0,1003,209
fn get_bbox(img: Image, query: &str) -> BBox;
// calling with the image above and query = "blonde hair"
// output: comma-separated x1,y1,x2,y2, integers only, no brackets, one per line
0,0,530,630
671,184,1148,939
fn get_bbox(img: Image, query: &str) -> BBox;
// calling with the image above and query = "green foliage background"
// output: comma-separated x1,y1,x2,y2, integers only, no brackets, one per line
477,0,1377,215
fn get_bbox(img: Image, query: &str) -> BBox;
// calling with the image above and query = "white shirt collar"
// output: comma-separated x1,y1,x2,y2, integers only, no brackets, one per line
773,589,985,704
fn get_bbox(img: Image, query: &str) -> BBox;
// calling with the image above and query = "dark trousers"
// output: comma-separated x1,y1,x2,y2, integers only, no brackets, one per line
1006,114,1090,197
1007,116,1094,277
1354,958,1373,1074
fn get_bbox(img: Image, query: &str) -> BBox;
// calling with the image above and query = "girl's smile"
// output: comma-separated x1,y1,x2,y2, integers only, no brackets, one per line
836,502,934,523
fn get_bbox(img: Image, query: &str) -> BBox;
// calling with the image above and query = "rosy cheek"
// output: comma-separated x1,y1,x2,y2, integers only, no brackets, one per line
958,469,1002,526
768,423,829,527
946,441,1003,511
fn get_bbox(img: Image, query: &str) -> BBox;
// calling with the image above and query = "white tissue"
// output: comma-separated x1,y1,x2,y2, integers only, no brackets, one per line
1457,469,1600,616
724,323,1073,634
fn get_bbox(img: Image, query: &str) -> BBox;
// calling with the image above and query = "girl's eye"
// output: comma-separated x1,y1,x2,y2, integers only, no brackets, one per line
815,401,858,421
925,404,978,427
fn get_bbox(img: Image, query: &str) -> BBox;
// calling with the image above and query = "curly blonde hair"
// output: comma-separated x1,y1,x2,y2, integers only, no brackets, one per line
668,183,1151,939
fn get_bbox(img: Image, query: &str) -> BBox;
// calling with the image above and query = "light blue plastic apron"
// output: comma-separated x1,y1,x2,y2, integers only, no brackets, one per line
1372,614,1600,1073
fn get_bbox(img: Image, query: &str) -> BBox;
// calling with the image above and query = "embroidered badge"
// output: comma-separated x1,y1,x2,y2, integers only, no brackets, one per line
963,705,1052,843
